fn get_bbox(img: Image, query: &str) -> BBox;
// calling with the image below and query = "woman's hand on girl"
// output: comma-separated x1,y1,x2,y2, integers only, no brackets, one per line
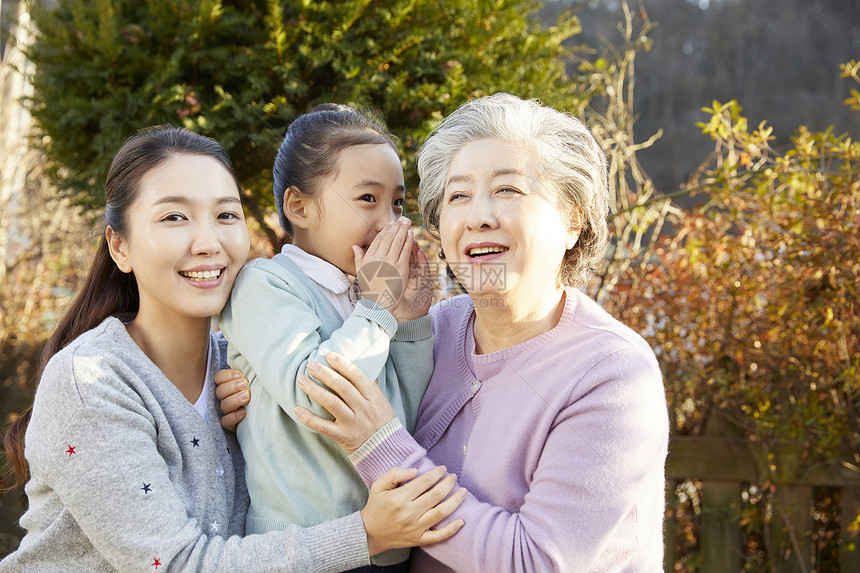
362,465,466,555
294,352,396,455
294,353,467,550
214,368,250,432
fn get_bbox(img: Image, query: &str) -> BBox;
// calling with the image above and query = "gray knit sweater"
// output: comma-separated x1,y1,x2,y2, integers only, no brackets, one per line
0,317,369,572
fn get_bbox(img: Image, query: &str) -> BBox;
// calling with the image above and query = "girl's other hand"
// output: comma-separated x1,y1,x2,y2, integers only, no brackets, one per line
214,368,250,432
353,217,413,320
361,466,466,555
397,238,433,321
294,352,396,454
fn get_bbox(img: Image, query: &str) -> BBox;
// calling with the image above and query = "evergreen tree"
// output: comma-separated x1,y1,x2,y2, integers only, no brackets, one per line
23,0,583,245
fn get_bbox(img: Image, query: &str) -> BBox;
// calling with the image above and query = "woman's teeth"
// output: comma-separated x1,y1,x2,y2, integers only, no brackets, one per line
180,269,222,280
468,246,508,257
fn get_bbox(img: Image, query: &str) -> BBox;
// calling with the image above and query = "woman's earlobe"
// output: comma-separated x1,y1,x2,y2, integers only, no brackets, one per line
566,210,585,250
283,186,313,230
565,229,581,251
105,226,132,273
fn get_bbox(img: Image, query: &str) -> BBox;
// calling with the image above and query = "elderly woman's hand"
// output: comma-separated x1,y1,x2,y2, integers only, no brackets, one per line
294,352,397,454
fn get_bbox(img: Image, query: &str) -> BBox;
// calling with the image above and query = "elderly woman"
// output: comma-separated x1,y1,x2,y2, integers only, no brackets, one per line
223,93,669,571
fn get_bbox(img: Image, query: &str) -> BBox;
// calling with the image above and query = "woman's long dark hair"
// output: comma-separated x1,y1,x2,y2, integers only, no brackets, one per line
2,126,239,490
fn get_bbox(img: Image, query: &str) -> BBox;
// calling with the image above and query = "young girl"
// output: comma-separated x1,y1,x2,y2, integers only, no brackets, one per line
0,126,463,572
218,104,436,570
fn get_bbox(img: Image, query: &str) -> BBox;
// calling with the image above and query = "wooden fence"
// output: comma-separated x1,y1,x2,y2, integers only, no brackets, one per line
665,431,860,572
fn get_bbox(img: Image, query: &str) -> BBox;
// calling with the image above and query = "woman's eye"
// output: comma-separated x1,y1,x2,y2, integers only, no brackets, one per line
218,211,241,220
359,194,376,203
393,198,404,208
162,213,186,222
447,192,466,202
497,186,521,195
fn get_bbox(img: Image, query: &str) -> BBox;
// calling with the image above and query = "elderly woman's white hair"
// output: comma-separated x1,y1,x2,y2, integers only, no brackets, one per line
417,92,609,288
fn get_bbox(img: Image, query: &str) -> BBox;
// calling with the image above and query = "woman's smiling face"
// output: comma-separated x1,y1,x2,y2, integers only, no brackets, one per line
109,153,250,323
438,138,580,299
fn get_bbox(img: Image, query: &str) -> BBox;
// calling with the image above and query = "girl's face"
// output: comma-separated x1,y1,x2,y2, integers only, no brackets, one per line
439,138,579,300
300,144,405,275
108,153,251,324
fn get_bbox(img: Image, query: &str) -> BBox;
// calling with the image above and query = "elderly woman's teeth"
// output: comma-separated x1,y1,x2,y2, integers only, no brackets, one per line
469,246,508,257
180,269,222,280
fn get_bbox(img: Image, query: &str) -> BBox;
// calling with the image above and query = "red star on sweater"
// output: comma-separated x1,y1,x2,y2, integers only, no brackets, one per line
152,557,161,569
65,445,76,457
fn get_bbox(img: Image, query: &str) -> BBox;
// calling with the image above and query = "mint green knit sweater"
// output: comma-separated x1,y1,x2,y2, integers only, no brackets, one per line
219,254,433,565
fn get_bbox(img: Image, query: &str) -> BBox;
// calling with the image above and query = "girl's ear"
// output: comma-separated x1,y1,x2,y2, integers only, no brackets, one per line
106,226,132,273
283,186,316,230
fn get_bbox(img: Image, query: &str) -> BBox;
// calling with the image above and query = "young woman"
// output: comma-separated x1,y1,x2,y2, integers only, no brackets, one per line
0,126,463,572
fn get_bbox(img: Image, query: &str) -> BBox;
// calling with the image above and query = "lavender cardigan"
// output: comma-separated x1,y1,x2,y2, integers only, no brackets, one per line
349,290,669,572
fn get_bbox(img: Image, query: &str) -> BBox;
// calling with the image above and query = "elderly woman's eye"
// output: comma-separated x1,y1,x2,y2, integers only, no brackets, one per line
448,192,467,202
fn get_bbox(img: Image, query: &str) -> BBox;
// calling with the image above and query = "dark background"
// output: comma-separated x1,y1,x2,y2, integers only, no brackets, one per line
545,0,860,198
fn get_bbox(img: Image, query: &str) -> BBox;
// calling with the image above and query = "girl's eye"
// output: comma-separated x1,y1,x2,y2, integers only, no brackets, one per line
393,198,404,208
359,194,376,203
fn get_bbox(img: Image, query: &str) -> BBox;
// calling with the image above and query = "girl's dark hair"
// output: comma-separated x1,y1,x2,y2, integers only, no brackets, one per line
273,103,398,236
2,126,239,490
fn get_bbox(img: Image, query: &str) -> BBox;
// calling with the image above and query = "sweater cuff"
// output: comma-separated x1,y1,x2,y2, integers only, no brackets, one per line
353,425,421,486
303,511,370,570
393,315,432,341
349,417,403,466
353,299,398,339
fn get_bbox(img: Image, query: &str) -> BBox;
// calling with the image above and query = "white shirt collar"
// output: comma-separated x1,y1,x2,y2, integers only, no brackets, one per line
280,244,353,295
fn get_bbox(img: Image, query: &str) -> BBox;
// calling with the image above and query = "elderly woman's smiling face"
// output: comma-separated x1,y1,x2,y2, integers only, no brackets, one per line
439,138,580,300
